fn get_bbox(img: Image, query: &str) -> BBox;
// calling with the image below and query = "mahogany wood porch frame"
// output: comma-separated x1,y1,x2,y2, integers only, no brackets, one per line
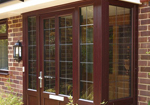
22,0,138,105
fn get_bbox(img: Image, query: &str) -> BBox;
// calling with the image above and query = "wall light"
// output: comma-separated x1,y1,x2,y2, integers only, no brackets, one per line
13,40,22,62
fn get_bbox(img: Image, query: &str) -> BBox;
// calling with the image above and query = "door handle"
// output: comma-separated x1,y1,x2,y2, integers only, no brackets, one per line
38,71,42,88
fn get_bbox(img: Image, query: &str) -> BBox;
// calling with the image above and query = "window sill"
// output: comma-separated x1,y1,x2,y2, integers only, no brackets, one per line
0,69,9,75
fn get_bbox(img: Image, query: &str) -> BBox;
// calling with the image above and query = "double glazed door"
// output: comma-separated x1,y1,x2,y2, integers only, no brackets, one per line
40,10,73,105
26,10,74,105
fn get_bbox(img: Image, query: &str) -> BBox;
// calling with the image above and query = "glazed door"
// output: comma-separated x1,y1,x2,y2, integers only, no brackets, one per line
40,10,73,105
25,16,40,105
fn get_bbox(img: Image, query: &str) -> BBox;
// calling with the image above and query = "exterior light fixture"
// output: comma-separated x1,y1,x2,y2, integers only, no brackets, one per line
13,40,22,62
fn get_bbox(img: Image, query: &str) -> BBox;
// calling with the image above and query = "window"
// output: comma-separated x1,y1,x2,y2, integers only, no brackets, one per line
80,6,94,101
0,20,8,75
109,5,132,100
59,15,73,95
28,16,37,89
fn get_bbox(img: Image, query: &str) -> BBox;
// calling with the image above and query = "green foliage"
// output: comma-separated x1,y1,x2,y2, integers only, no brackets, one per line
66,96,108,105
0,24,6,33
66,95,78,105
0,78,23,105
146,51,150,54
148,101,150,105
100,100,108,105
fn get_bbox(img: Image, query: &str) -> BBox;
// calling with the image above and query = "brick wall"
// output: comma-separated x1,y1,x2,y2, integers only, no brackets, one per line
138,3,150,105
0,15,23,96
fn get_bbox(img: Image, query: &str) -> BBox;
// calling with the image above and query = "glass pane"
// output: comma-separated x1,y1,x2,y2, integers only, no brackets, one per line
44,18,56,93
59,15,73,95
28,61,37,89
28,61,36,74
66,16,72,27
80,5,93,101
80,7,86,25
80,82,93,100
80,6,93,25
60,79,73,95
28,16,37,90
44,61,55,93
0,24,6,33
0,39,8,69
87,6,93,24
60,45,72,61
80,63,93,81
109,5,132,100
28,46,36,60
44,19,49,29
80,45,93,62
60,28,72,44
80,26,93,43
44,46,55,60
29,75,36,89
60,62,72,78
28,17,36,31
28,31,36,45
44,30,55,45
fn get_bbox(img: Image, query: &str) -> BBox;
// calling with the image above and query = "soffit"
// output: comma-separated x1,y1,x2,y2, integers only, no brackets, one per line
0,0,80,19
120,0,141,4
0,0,141,20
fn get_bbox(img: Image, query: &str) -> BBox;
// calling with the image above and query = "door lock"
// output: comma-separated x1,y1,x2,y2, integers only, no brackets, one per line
38,71,43,88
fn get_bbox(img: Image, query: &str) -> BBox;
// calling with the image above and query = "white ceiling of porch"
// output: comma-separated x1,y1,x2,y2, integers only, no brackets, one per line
0,0,81,19
0,0,141,20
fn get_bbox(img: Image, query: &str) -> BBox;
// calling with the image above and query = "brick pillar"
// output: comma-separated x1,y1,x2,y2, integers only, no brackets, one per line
138,3,150,105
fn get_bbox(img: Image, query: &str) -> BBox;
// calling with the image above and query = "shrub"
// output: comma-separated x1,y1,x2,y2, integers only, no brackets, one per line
66,95,78,105
0,78,23,105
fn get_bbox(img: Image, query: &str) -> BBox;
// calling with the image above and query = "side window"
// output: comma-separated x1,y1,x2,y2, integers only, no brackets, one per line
0,20,8,75
80,6,94,101
109,5,132,100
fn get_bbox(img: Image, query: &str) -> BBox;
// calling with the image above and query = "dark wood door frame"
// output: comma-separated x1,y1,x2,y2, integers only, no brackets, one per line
23,14,41,105
39,9,75,105
22,0,138,105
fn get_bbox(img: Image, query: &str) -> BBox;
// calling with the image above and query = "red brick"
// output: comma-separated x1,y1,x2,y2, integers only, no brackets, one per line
140,79,150,84
139,37,147,42
9,67,15,70
141,31,150,36
140,90,150,96
139,26,147,31
139,14,147,19
16,76,22,80
141,43,150,48
141,55,150,60
138,84,147,90
139,49,147,54
139,61,147,66
13,19,18,23
138,96,147,102
141,67,150,72
13,63,19,66
13,28,18,32
138,72,147,78
141,8,150,13
16,23,22,27
139,102,148,105
141,19,150,25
